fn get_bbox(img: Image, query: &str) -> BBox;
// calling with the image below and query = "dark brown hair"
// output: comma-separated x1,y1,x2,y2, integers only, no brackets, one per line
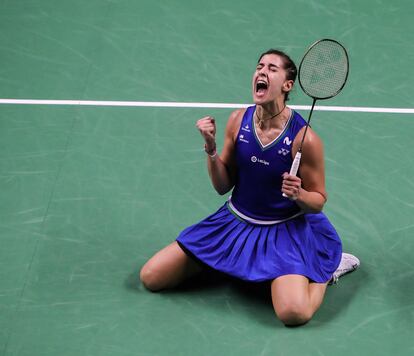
258,49,297,101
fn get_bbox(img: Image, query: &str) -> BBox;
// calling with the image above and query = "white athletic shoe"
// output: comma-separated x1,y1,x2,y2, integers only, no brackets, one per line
330,252,360,285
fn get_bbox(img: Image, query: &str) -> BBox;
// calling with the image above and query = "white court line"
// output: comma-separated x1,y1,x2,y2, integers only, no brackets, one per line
0,98,413,114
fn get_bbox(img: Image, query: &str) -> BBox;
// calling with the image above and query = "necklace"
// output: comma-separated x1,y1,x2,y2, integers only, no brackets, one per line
255,105,286,129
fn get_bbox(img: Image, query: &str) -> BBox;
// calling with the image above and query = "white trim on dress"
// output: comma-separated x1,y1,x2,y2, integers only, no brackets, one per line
228,197,303,225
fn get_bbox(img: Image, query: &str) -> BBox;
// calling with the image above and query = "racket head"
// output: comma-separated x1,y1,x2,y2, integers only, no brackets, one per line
298,39,349,100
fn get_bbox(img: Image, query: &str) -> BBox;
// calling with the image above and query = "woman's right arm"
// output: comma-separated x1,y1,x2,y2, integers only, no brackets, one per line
196,109,243,195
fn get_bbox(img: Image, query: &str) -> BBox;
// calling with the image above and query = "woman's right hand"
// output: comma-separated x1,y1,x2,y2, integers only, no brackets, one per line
196,116,216,150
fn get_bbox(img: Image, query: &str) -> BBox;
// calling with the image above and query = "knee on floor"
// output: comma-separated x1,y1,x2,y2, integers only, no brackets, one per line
275,303,313,326
139,265,164,292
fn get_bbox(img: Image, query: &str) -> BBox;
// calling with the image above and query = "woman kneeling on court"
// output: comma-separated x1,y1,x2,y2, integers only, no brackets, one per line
140,49,358,326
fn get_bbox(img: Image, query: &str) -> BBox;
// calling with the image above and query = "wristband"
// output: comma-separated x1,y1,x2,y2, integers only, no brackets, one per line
204,143,217,156
207,151,218,159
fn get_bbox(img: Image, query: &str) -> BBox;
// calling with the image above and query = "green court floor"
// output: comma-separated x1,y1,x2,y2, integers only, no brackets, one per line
1,1,413,355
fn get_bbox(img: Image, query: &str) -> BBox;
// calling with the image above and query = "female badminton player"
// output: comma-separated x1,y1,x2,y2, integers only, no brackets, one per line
140,49,359,326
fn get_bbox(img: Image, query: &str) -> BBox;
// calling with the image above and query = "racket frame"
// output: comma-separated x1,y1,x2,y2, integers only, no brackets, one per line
298,38,350,100
283,39,349,197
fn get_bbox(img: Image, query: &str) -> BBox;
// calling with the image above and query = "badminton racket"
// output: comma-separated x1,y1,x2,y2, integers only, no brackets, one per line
283,39,349,197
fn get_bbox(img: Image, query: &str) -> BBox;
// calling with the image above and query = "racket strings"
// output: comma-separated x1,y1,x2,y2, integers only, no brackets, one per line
299,40,348,99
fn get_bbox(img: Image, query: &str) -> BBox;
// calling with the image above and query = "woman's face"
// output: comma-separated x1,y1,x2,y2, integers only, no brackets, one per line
252,54,293,105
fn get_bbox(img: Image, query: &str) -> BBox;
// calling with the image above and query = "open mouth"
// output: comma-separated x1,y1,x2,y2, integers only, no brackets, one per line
255,79,268,95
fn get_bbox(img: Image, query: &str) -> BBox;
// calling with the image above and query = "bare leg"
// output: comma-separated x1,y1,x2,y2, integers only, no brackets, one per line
271,274,328,326
140,242,203,292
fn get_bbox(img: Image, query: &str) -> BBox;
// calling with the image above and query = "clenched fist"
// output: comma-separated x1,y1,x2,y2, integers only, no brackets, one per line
196,116,216,151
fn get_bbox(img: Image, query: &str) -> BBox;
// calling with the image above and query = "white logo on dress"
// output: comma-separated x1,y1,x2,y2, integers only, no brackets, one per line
242,124,250,133
251,156,269,165
239,134,249,143
283,137,292,146
278,148,290,156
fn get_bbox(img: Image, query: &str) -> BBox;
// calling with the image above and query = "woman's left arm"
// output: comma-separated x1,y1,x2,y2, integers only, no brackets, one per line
281,127,327,213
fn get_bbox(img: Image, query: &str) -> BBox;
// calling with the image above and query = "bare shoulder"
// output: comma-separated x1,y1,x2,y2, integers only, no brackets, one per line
220,108,245,170
225,108,245,139
293,125,324,155
303,126,323,149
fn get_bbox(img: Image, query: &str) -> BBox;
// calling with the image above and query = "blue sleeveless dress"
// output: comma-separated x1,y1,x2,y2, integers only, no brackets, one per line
176,106,342,283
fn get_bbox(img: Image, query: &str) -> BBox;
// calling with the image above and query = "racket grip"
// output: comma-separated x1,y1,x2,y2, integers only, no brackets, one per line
282,152,302,198
289,151,302,176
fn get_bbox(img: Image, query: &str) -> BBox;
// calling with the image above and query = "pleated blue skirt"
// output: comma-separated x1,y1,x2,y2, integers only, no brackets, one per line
176,203,342,283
